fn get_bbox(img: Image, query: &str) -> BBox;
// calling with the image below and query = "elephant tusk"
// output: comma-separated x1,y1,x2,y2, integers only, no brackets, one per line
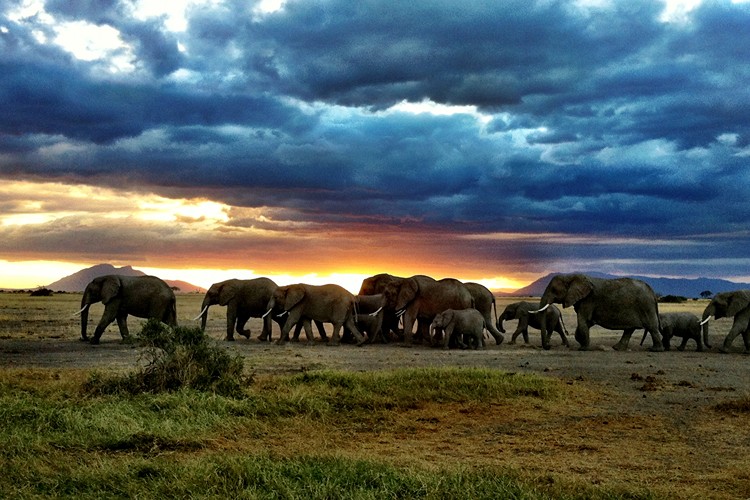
528,304,550,314
276,310,289,318
368,306,383,317
261,308,273,319
395,308,406,317
71,304,90,317
193,305,209,321
700,317,712,326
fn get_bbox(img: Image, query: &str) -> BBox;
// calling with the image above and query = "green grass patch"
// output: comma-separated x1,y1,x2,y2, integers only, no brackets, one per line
0,365,569,498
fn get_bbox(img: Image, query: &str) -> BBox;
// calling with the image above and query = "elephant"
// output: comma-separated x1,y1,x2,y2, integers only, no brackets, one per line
78,274,177,344
429,308,485,350
639,312,705,351
497,301,569,347
700,290,750,353
463,282,504,345
358,273,407,340
537,273,663,352
354,293,387,343
196,277,280,341
384,275,473,345
264,283,365,346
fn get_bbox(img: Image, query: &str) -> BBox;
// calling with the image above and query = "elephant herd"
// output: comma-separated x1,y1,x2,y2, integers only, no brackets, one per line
77,272,750,354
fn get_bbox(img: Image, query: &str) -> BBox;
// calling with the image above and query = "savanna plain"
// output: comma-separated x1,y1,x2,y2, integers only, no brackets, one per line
1,292,749,499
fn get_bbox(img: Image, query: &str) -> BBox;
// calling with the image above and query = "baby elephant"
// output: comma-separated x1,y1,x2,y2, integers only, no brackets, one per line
430,308,485,350
641,312,706,351
497,301,569,347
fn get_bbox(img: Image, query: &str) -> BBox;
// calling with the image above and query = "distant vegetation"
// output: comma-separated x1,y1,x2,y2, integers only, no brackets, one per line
659,294,688,303
29,288,54,297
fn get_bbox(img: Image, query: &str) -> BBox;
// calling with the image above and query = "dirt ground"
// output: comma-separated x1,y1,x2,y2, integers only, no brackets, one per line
2,293,750,497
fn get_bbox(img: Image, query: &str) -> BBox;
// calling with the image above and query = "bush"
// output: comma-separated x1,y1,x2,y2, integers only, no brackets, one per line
659,295,688,303
84,320,249,398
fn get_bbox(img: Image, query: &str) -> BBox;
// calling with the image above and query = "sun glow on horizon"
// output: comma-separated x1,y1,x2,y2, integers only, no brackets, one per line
0,259,530,295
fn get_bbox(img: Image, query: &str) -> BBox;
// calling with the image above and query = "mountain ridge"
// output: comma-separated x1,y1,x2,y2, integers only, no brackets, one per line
499,272,750,298
45,264,205,293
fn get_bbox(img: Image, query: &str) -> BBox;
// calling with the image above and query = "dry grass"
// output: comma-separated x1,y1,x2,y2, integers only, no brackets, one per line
2,292,750,498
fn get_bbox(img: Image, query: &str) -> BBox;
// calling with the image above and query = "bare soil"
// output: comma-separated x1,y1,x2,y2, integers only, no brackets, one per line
2,293,750,498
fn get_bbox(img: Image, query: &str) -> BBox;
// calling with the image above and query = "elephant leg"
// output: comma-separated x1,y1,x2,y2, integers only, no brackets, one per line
574,322,591,351
235,311,251,339
613,328,636,351
343,316,366,346
677,336,688,352
278,310,302,345
721,318,749,353
694,334,704,352
225,305,238,341
291,322,304,342
91,305,120,344
742,329,750,354
301,319,315,344
485,321,505,345
315,320,328,341
116,313,130,340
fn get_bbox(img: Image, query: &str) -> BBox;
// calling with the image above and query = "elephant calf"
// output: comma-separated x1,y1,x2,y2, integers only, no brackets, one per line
497,301,569,347
429,309,485,350
641,312,706,351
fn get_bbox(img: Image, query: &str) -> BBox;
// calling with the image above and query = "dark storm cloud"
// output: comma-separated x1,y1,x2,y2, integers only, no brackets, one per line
1,0,750,279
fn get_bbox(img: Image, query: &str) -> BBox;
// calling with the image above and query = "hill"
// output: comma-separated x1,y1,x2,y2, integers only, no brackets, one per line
503,272,750,298
46,264,205,293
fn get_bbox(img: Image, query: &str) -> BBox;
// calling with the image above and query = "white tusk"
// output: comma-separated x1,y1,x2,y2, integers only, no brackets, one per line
368,306,383,317
262,308,273,319
529,303,550,314
276,310,289,318
699,317,712,326
395,308,405,317
71,304,90,317
193,305,209,321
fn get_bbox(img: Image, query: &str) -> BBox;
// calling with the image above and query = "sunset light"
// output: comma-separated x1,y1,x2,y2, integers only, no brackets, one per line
2,0,750,293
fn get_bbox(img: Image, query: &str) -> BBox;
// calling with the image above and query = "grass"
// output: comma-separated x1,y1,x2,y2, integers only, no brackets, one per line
0,365,577,499
3,293,750,498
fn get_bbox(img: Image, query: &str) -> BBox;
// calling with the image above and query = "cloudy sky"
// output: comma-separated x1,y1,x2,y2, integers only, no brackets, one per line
1,0,749,291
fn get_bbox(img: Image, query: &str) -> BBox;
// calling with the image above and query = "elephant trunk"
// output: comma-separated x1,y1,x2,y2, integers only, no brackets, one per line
79,300,91,341
196,303,210,330
701,306,714,349
497,316,506,334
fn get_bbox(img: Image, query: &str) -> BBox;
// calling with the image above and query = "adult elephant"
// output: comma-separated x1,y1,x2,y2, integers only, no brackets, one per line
77,275,177,344
195,278,280,341
358,273,406,340
463,282,504,345
700,290,750,353
264,283,365,346
384,275,473,345
536,273,663,352
498,301,569,347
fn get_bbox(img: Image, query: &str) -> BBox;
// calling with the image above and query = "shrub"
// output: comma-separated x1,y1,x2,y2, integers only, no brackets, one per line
84,320,249,397
659,295,688,303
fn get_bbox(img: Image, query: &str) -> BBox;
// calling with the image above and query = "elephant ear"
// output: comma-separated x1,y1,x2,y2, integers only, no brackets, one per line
443,309,455,326
726,292,750,318
397,279,419,309
283,286,306,312
218,282,238,306
101,277,121,305
564,275,593,308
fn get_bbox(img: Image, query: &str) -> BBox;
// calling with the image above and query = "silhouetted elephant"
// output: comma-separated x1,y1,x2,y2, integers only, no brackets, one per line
78,274,176,344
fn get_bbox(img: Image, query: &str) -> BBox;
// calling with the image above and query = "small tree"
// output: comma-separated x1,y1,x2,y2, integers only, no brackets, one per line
700,290,713,299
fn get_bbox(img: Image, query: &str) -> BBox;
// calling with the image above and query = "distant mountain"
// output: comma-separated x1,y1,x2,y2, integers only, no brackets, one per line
501,272,750,298
46,264,205,293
